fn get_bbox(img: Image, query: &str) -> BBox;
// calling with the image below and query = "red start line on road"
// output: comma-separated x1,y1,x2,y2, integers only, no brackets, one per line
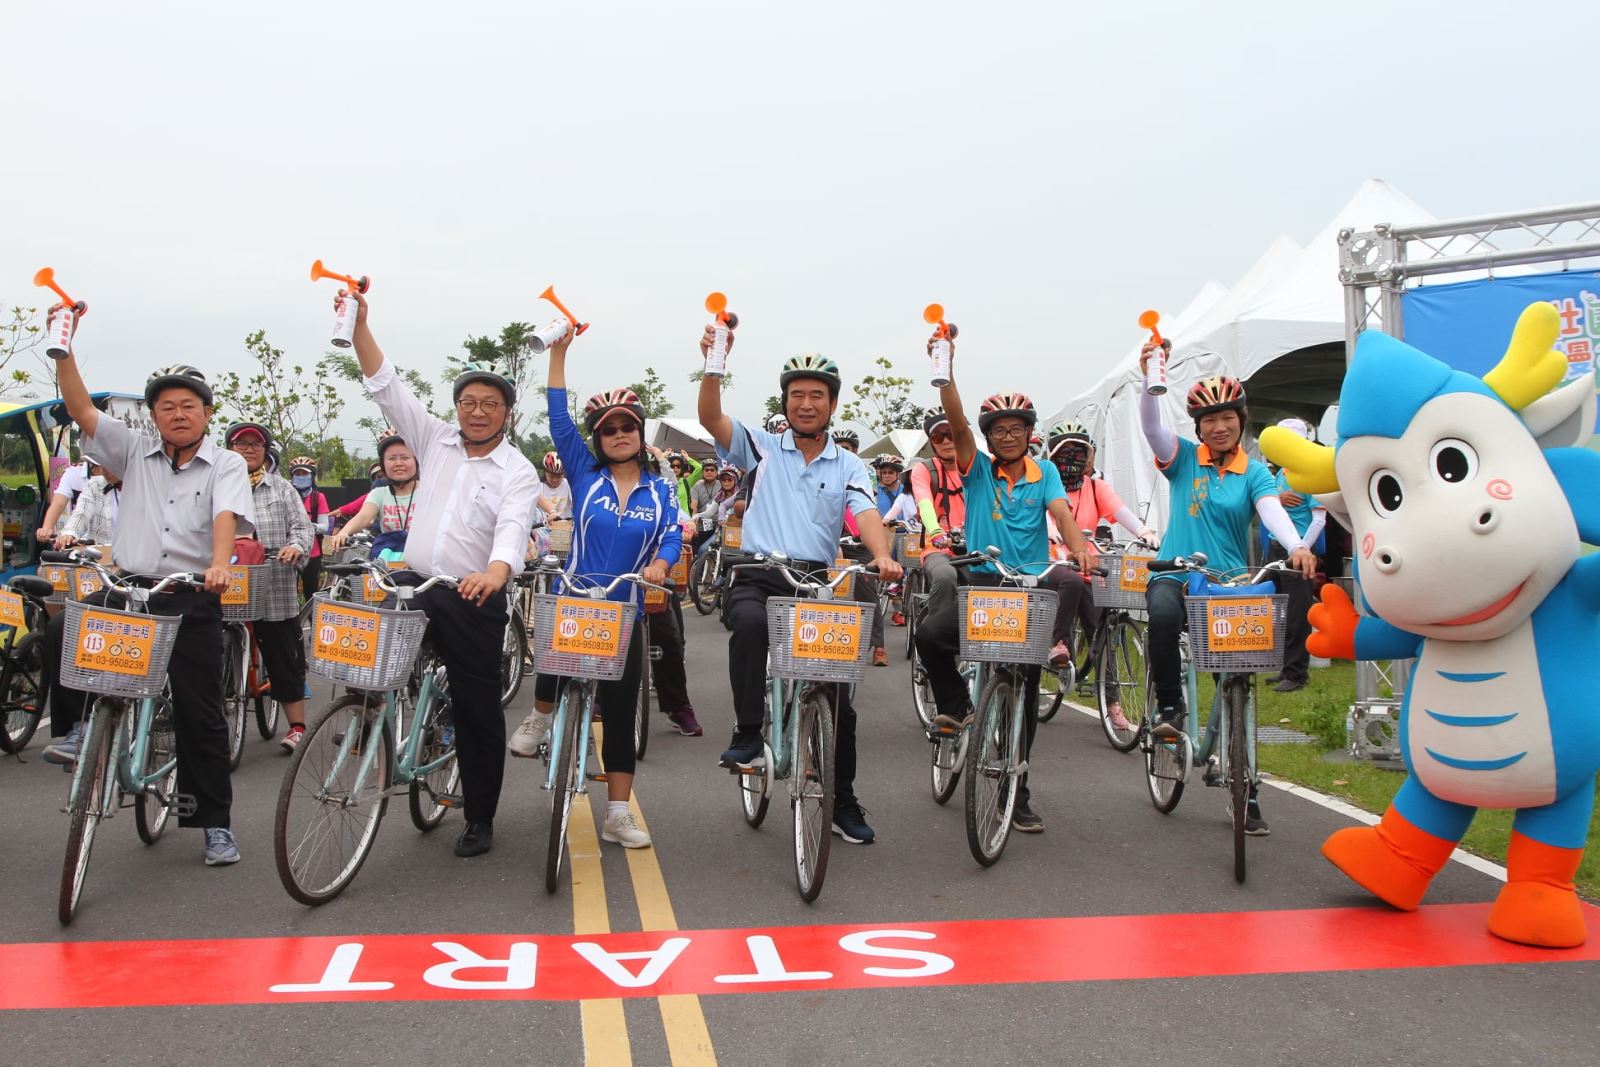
4,903,1598,1011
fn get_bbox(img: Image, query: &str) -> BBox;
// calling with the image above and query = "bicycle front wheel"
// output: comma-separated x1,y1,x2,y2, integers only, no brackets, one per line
274,694,392,905
792,686,836,902
634,638,653,761
903,568,922,660
965,671,1020,867
1227,679,1251,883
59,702,118,925
134,688,178,845
409,663,460,832
545,682,584,894
930,725,964,805
222,627,248,770
500,610,528,709
0,631,47,753
909,644,937,732
252,642,280,739
1097,617,1147,752
689,553,717,615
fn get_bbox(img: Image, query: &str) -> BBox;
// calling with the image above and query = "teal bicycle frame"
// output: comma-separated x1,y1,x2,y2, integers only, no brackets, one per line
1173,630,1259,786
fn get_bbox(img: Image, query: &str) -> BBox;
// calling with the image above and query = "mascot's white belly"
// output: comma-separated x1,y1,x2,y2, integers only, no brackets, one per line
1409,622,1557,809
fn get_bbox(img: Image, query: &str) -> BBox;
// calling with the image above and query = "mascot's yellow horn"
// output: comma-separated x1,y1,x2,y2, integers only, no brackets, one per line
1484,302,1567,412
1259,426,1339,495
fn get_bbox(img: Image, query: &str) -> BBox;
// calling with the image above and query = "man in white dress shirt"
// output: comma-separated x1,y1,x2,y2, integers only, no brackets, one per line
346,288,538,858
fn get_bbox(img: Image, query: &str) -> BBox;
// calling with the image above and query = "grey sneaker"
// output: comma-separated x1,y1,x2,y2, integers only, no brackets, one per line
204,827,241,866
42,722,86,766
602,809,653,849
508,711,553,757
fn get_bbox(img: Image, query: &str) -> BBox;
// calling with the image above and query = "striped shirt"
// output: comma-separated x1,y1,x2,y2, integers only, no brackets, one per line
246,472,317,620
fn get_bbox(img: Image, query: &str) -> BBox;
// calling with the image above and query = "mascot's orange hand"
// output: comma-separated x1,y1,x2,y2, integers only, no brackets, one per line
1307,582,1359,660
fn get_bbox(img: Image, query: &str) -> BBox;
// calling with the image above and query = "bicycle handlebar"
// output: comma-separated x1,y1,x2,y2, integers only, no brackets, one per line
1146,552,1289,586
731,553,878,595
42,548,200,596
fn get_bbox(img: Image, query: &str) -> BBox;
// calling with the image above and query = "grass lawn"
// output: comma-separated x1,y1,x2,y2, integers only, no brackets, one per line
1183,663,1600,898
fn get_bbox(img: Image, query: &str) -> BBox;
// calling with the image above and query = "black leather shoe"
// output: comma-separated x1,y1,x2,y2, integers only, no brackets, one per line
455,821,494,857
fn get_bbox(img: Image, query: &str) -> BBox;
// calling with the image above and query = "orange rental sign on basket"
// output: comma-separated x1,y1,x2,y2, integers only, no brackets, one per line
1118,554,1155,594
41,564,71,593
829,558,853,599
222,567,251,606
966,591,1029,644
1205,597,1275,653
551,598,623,658
73,569,104,600
313,603,380,669
73,610,157,677
723,524,743,550
791,603,863,662
0,589,26,629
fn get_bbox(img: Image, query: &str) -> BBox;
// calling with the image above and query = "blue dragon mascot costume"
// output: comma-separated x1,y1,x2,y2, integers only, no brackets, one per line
1261,302,1599,949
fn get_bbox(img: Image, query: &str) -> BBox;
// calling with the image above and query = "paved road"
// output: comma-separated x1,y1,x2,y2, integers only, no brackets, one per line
2,606,1597,1066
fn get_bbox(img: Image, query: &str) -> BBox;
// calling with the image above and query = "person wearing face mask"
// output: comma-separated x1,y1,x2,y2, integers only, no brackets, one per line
1043,421,1158,731
286,456,330,599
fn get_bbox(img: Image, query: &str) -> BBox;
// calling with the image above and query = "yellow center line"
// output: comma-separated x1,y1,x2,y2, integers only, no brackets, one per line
571,729,632,1066
594,721,718,1065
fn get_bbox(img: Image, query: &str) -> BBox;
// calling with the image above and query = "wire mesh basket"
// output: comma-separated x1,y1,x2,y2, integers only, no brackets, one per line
544,521,573,556
893,530,927,571
531,593,639,681
60,599,182,699
958,587,1059,664
1090,552,1157,610
306,595,430,691
334,541,372,566
219,563,276,622
38,563,77,605
765,597,875,682
1184,593,1288,672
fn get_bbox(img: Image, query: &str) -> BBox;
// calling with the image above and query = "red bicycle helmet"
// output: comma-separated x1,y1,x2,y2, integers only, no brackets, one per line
542,451,564,475
977,392,1038,435
583,388,645,433
1185,376,1247,419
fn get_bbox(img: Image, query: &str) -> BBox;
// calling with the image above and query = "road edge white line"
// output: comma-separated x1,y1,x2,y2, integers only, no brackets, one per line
1058,698,1508,883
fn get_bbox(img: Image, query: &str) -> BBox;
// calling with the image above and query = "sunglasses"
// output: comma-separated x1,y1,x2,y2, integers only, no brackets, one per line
596,421,639,438
929,431,953,443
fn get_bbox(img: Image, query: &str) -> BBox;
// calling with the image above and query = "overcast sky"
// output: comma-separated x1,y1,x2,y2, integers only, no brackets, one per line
6,0,1596,446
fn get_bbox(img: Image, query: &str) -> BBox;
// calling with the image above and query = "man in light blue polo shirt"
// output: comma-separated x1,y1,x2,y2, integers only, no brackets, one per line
699,336,900,845
913,336,1093,835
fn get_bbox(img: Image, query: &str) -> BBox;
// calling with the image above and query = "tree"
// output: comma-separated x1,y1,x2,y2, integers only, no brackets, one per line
764,395,785,418
627,367,673,419
324,351,440,442
688,367,734,391
213,330,346,455
839,356,920,437
448,322,546,448
0,305,56,398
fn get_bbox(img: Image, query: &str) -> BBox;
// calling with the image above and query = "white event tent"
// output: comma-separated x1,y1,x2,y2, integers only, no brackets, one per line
1046,179,1436,532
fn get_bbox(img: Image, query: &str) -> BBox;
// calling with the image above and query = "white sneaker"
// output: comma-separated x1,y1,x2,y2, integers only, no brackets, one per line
508,712,553,757
601,809,652,849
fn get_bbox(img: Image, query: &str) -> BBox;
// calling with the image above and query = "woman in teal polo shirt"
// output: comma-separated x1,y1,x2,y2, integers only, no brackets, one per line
1137,343,1317,836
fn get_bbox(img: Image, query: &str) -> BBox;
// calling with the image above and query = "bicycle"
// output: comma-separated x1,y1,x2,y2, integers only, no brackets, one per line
0,573,54,755
219,562,292,767
527,561,665,894
1063,538,1159,750
939,547,1077,867
273,559,460,905
688,525,730,616
47,547,196,925
905,531,965,733
1138,553,1290,883
894,527,929,660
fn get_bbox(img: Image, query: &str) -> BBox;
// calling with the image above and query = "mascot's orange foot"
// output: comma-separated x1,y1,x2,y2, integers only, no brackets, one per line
1486,833,1587,949
1322,810,1456,911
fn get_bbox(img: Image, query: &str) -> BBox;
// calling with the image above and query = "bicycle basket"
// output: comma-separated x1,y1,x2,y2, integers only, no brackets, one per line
547,521,574,557
1091,552,1156,610
219,563,279,622
38,563,77,605
957,587,1059,664
531,593,638,681
1184,593,1288,672
893,530,927,571
60,599,182,699
765,597,875,683
306,594,429,691
335,541,372,566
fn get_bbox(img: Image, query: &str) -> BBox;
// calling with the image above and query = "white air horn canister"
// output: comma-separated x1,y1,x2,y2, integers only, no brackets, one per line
45,305,81,360
527,318,573,355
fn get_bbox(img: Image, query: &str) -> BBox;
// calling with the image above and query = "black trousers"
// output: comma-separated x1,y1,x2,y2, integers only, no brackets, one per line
725,565,860,807
536,616,644,778
1053,573,1102,656
1146,578,1188,711
913,568,1043,806
415,585,508,824
1267,543,1312,683
252,616,307,703
300,557,322,602
646,607,692,714
44,587,233,828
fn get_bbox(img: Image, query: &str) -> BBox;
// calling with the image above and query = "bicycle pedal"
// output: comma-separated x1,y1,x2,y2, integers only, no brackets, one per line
171,793,198,818
436,793,463,808
586,772,608,784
